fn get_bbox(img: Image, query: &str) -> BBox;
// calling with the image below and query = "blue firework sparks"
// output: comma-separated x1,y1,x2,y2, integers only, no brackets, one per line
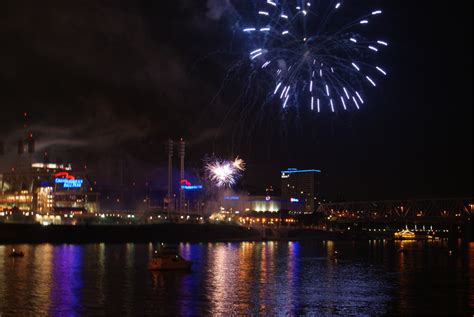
240,0,388,112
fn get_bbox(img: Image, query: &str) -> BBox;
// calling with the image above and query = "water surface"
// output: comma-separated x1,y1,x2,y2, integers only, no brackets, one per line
0,240,472,315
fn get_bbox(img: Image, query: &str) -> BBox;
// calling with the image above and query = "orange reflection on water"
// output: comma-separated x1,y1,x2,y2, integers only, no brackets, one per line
0,244,54,315
469,242,474,310
236,242,254,314
33,244,53,313
207,242,282,315
257,242,275,313
395,240,411,313
208,243,238,314
0,246,6,312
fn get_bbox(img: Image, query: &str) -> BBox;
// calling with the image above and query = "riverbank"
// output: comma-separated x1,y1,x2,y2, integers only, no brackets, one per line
0,223,264,244
1,223,465,244
0,223,377,244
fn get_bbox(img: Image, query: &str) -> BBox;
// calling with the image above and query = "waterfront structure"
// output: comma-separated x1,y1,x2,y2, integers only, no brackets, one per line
317,198,473,220
317,198,473,240
179,139,185,213
281,168,321,214
0,162,99,215
0,136,99,215
219,195,282,213
166,139,174,213
165,138,188,213
206,168,323,215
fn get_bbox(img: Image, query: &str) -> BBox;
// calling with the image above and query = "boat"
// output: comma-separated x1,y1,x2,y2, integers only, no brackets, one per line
9,249,24,258
426,231,440,240
148,246,192,271
394,229,416,240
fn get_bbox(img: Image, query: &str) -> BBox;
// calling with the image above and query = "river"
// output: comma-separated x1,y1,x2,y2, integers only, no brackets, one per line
0,240,472,315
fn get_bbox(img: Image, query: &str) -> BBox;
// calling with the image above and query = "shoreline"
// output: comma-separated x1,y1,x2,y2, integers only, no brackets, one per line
0,222,260,244
1,222,462,244
0,222,357,244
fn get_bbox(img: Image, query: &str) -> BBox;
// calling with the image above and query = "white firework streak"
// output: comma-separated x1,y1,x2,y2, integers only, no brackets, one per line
241,0,388,113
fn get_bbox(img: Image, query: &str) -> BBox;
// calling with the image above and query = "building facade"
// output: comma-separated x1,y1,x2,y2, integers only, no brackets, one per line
281,168,321,214
0,162,99,215
1,126,99,216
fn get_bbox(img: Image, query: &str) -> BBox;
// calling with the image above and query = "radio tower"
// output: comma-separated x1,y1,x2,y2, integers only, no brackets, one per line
166,139,174,216
179,139,185,213
17,112,35,168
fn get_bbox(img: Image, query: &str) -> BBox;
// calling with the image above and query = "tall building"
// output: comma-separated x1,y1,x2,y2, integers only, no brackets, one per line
0,162,99,215
0,114,99,216
281,168,321,214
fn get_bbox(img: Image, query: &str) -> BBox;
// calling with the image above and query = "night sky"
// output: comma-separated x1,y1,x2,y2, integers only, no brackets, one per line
0,0,472,201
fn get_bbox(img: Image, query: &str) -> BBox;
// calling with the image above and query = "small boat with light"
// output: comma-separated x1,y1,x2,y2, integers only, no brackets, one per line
394,229,416,240
9,249,24,258
426,231,440,240
148,246,192,271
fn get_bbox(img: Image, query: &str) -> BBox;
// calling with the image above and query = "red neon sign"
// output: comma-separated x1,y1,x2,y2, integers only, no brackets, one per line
180,179,191,186
54,172,75,180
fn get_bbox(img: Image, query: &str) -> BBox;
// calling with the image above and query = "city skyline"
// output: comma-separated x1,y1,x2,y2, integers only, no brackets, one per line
0,1,472,316
0,0,471,201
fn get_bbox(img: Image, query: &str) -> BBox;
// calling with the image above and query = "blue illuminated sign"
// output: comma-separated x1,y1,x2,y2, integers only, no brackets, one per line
181,185,203,190
224,196,240,200
55,178,83,188
281,169,321,174
290,198,300,203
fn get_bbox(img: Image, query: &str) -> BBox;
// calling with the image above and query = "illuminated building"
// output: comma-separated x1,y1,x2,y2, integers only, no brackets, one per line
211,195,283,214
0,138,98,215
0,162,99,215
249,196,281,213
281,168,321,214
209,195,299,226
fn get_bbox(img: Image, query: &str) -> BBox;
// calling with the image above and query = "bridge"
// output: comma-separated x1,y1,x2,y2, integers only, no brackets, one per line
317,198,472,220
317,198,473,239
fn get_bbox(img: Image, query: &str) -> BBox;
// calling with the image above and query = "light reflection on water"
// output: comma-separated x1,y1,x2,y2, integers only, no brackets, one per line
0,240,472,315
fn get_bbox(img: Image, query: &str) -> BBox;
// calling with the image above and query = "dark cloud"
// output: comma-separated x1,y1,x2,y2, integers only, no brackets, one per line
1,1,207,98
206,0,233,20
0,0,228,151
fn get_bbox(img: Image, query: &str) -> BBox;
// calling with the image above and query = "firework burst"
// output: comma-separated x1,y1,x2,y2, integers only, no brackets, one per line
239,0,388,112
206,157,245,188
233,156,246,171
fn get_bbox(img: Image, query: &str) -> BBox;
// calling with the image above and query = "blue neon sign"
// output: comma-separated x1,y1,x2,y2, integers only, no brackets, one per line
181,185,203,190
55,178,84,188
281,169,321,174
224,196,240,200
290,198,300,203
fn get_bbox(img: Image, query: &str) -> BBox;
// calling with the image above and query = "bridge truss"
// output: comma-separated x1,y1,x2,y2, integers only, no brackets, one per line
317,198,473,222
